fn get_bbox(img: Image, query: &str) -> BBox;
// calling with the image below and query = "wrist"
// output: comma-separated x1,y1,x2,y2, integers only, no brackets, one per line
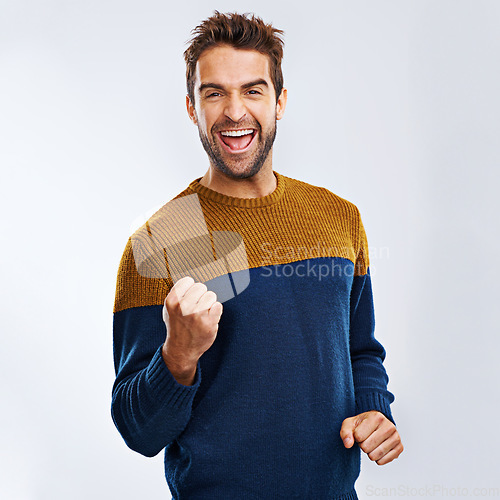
161,343,198,386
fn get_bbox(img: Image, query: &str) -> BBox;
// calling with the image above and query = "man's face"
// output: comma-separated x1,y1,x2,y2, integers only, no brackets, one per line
186,45,287,179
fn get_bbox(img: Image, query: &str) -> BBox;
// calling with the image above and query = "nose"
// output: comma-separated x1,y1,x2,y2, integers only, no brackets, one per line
223,93,247,123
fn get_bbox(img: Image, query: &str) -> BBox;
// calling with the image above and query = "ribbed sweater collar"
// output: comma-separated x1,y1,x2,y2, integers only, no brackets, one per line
187,170,285,208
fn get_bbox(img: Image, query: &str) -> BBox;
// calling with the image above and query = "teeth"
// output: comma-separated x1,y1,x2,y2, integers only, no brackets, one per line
220,129,254,137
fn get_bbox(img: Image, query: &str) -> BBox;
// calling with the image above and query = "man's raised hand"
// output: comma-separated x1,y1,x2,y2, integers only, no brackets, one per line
161,276,223,386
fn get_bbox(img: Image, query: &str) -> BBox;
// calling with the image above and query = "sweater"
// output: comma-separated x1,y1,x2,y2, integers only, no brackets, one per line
111,170,396,500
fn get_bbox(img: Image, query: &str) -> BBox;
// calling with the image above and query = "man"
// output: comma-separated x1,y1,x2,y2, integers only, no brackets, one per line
111,10,403,499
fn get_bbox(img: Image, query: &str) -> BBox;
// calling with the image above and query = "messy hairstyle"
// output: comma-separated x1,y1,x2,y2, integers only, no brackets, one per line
183,11,285,106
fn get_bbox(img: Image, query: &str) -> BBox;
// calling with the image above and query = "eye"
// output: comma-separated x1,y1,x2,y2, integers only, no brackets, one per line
247,89,261,95
206,92,221,98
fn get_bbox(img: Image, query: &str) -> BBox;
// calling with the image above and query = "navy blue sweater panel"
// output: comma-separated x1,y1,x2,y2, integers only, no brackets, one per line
112,256,395,498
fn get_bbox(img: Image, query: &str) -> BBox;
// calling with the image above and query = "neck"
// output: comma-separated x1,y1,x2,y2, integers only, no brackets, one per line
198,157,277,199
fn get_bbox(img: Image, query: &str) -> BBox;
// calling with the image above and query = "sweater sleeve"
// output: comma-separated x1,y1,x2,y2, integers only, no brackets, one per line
111,239,202,457
349,209,396,425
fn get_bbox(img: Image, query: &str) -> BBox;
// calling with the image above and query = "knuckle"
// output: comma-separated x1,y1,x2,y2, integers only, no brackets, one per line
385,427,397,440
353,428,363,441
201,314,217,330
194,282,208,292
389,430,399,443
165,294,179,311
359,442,369,453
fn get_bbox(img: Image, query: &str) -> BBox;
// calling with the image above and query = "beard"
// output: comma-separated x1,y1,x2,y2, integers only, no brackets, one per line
197,118,277,180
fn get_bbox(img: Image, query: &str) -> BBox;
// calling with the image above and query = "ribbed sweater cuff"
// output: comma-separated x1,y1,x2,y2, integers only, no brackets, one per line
355,392,396,426
145,345,201,410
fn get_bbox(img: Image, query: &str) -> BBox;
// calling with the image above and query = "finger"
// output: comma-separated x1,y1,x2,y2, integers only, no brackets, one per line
192,290,217,314
167,276,195,304
375,442,404,466
366,429,400,460
340,416,359,448
208,301,223,320
357,422,397,454
180,283,208,315
164,277,196,322
353,412,386,443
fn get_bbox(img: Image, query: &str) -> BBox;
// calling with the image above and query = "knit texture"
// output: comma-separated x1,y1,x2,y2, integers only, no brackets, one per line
111,171,395,499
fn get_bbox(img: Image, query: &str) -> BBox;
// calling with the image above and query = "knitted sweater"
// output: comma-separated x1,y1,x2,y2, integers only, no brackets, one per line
111,171,395,500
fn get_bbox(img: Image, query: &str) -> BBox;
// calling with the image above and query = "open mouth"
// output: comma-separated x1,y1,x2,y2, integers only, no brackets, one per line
216,129,257,153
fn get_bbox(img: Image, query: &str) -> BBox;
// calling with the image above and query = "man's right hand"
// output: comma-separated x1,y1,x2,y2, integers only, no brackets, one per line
161,276,223,386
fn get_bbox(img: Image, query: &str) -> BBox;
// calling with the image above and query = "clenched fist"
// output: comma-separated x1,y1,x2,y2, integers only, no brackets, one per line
161,276,223,386
340,411,403,465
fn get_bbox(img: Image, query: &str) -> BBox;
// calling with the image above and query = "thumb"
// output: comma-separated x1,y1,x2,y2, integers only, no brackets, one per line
340,416,358,448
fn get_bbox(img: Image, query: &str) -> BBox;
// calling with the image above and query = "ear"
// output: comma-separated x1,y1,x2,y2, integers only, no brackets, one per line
276,87,287,121
186,95,198,125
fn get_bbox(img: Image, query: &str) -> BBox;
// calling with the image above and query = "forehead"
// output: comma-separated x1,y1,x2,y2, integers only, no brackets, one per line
195,45,271,88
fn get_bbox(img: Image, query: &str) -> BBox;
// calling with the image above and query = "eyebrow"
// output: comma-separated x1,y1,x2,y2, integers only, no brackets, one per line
198,79,269,94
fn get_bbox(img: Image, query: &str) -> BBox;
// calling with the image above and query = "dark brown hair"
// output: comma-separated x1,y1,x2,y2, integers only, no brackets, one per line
183,11,285,106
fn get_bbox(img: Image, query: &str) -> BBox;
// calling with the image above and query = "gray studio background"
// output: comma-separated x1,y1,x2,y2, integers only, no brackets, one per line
1,1,499,498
